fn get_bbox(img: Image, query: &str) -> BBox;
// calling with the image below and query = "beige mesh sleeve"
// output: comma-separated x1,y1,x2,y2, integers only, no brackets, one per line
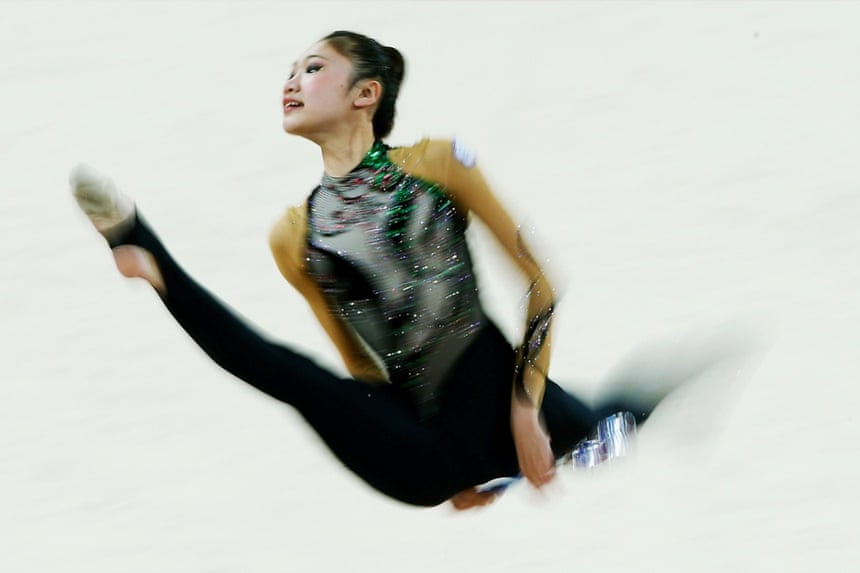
268,205,388,384
410,139,556,407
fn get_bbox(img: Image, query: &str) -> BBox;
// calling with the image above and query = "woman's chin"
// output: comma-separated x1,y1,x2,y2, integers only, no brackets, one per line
282,116,307,136
282,123,320,145
282,120,299,135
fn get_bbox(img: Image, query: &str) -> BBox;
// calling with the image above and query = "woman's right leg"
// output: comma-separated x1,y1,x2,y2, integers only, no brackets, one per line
121,214,483,504
70,164,358,406
71,168,476,506
109,212,324,403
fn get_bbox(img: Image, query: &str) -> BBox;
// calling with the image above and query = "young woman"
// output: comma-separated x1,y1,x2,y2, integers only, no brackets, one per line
71,31,653,509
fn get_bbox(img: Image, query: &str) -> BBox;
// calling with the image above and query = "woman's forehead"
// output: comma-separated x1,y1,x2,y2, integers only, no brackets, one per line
294,41,338,65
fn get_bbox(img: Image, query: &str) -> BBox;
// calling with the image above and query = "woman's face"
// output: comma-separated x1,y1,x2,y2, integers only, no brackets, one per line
282,41,358,139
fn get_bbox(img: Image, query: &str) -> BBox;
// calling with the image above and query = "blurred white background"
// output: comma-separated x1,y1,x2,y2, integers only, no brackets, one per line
2,2,858,571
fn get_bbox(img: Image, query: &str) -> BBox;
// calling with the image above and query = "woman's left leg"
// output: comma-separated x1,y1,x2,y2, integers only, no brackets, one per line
436,322,644,471
540,380,604,458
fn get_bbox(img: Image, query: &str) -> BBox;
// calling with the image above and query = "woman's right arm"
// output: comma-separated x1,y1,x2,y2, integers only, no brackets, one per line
269,206,388,384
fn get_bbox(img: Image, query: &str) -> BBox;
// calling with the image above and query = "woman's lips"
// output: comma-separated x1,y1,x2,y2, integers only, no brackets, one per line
283,98,303,113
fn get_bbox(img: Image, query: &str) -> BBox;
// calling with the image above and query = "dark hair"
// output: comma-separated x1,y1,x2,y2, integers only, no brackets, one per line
321,31,405,140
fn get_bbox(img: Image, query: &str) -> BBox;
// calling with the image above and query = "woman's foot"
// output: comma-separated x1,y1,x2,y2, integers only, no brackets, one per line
449,487,502,511
70,163,135,238
70,164,165,293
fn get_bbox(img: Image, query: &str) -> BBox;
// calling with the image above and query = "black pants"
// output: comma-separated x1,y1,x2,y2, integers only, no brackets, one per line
113,214,630,506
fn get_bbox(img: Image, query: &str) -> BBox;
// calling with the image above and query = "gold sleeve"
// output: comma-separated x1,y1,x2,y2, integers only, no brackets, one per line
268,205,388,384
408,139,556,407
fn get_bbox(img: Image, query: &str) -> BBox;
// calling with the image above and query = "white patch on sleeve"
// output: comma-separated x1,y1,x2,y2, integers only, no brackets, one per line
452,138,477,169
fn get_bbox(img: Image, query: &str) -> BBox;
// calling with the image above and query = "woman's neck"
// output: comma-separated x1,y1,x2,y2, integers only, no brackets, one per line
319,128,377,177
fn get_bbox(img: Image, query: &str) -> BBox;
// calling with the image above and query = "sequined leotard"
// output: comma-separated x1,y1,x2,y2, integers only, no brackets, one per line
305,141,486,417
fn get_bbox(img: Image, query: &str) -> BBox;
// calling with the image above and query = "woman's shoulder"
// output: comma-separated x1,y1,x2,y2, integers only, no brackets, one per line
268,203,308,283
269,204,306,243
389,137,478,187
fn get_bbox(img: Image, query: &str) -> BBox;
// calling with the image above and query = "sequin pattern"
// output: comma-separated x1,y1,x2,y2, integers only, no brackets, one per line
306,141,486,418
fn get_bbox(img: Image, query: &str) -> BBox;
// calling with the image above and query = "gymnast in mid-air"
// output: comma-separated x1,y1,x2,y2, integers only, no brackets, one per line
72,30,664,509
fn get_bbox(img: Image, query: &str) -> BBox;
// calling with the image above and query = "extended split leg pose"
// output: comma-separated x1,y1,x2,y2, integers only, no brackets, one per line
72,31,672,509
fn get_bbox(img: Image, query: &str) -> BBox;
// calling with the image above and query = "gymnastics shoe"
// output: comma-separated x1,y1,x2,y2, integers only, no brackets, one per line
570,411,637,469
70,163,135,237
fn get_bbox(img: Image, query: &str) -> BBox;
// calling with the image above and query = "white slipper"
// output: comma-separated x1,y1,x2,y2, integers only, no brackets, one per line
70,163,135,235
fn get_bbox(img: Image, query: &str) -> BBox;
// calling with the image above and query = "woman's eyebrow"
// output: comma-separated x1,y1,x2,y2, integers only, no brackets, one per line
293,54,330,66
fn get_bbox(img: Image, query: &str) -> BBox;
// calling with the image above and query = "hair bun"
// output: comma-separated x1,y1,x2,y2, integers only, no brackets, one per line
321,31,405,139
384,45,405,83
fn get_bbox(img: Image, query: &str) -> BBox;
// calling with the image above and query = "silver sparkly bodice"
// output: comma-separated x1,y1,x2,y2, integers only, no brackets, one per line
305,141,486,417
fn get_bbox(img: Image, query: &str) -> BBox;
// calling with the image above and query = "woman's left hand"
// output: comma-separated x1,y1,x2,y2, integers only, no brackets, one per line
510,396,555,488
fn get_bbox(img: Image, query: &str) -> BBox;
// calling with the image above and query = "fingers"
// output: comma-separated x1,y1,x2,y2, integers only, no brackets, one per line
520,439,556,488
523,456,555,488
510,402,556,488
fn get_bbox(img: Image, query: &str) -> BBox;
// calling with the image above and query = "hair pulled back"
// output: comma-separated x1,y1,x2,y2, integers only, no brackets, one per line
321,31,405,140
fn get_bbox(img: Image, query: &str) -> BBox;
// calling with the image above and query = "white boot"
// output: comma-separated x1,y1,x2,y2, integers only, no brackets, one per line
70,163,135,236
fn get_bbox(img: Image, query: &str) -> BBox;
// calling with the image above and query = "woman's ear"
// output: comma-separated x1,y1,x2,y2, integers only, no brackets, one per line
353,79,382,110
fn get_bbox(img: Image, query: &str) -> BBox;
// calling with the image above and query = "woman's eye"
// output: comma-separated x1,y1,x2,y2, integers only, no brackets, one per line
306,64,322,73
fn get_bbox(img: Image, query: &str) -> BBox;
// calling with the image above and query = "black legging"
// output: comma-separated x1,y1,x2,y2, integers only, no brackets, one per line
111,214,632,506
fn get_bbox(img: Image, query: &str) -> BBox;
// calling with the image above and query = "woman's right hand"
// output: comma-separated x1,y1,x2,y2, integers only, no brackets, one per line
510,394,555,488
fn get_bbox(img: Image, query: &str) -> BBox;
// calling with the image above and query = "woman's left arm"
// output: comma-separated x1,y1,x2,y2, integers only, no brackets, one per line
440,140,557,488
